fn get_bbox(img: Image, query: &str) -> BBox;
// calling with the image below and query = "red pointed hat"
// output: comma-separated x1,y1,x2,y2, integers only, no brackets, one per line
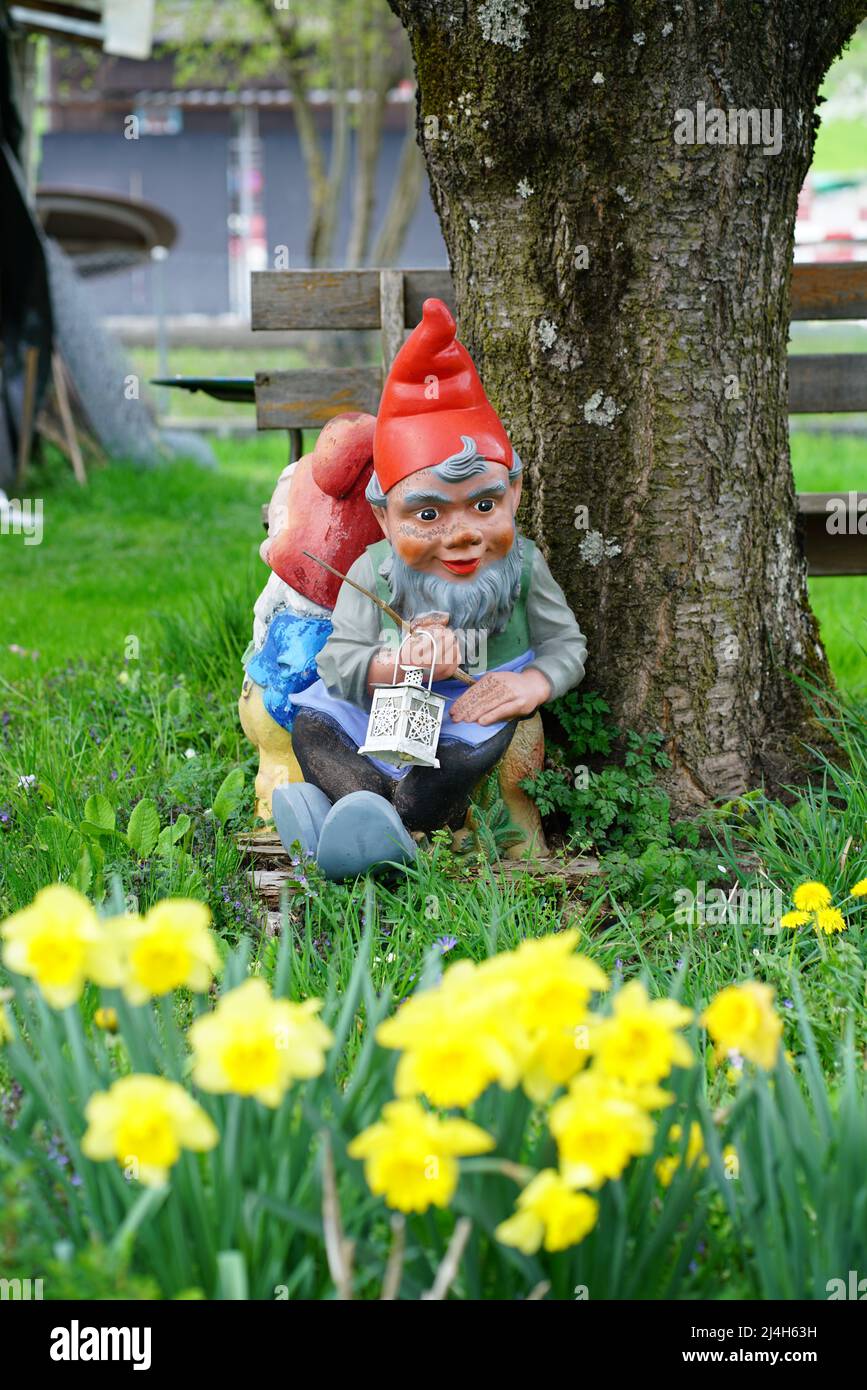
373,297,512,493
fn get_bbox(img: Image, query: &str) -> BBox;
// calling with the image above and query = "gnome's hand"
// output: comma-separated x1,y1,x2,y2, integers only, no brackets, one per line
401,620,462,681
449,669,552,726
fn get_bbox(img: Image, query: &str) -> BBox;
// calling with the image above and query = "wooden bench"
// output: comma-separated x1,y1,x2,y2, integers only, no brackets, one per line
251,264,867,577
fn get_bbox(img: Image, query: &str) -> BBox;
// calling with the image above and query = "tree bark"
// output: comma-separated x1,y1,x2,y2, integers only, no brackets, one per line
388,0,867,807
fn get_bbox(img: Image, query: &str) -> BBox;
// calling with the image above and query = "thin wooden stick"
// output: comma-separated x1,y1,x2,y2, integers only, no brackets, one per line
422,1217,472,1300
380,1214,406,1300
303,548,476,686
303,548,407,631
320,1131,354,1300
51,353,86,486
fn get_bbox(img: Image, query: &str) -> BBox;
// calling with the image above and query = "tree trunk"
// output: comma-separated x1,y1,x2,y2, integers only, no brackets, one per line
389,0,866,807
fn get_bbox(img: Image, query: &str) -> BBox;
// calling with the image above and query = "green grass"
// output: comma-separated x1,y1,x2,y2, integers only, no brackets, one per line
813,21,867,175
790,431,867,695
811,117,867,175
0,436,284,679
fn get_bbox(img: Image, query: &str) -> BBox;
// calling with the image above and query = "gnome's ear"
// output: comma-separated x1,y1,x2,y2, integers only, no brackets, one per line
510,472,523,513
374,498,391,538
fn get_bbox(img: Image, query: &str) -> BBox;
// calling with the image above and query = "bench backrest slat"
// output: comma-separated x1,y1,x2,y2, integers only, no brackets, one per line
789,354,867,413
252,264,867,331
255,367,382,428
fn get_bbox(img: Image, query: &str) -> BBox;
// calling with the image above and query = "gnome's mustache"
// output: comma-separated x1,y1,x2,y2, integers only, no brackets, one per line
383,539,523,639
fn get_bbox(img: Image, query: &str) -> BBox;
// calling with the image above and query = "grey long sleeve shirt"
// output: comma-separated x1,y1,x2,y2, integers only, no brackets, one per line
315,540,588,712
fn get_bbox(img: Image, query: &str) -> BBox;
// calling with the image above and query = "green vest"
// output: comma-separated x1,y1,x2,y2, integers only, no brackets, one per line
365,535,535,668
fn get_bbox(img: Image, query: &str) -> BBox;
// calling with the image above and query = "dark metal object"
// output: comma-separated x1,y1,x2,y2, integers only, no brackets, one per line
36,187,177,278
150,376,255,403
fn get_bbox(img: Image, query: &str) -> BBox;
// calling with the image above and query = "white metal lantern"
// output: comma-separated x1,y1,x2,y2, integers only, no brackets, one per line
358,629,446,769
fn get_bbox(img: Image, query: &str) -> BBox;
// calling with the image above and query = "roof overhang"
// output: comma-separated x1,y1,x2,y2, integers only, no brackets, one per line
9,1,156,59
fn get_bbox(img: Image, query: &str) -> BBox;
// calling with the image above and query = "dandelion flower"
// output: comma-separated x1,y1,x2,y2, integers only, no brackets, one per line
792,881,832,912
780,910,811,930
814,907,846,935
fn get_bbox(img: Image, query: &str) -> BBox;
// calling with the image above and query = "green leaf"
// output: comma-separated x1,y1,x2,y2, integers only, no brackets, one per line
70,843,93,895
212,768,245,825
126,798,161,858
34,814,80,856
83,793,115,832
79,821,122,842
216,1250,249,1300
155,826,176,858
167,685,191,722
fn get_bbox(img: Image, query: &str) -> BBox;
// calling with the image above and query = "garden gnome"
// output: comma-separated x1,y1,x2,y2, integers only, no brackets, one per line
272,298,588,879
239,413,382,820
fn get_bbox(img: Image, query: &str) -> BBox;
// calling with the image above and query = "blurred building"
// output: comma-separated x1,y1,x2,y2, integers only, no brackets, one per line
39,35,447,318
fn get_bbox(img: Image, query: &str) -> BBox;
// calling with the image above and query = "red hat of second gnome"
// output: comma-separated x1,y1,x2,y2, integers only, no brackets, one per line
373,297,512,493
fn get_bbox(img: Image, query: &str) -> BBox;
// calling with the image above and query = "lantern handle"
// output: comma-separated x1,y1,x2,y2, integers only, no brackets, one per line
396,626,437,692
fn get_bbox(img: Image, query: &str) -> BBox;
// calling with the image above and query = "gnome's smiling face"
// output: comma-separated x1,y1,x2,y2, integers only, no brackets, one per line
380,452,521,581
369,437,525,635
367,298,524,630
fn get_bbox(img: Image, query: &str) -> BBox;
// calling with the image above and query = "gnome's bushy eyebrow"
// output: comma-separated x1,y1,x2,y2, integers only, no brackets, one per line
402,488,451,507
402,479,508,508
467,480,507,499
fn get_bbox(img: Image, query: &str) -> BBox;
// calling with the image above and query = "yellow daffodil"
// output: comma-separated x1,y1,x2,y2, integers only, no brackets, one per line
189,977,332,1106
1,884,123,1009
814,907,846,935
495,1170,599,1254
377,962,525,1108
590,980,693,1086
481,932,609,1100
549,1072,656,1189
701,981,782,1070
792,881,832,912
93,1006,118,1032
780,910,811,929
481,930,609,1034
378,934,609,1107
850,878,867,898
121,899,220,1004
81,1074,218,1187
347,1099,494,1213
655,1121,708,1187
520,1025,592,1103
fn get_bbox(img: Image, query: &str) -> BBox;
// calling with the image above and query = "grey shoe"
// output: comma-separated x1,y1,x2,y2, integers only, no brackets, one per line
271,782,333,859
315,790,417,881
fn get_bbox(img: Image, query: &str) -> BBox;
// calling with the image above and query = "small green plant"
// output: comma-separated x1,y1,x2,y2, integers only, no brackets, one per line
521,692,674,855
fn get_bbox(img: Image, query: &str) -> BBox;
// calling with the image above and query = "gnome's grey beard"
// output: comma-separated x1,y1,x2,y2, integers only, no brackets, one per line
382,537,523,637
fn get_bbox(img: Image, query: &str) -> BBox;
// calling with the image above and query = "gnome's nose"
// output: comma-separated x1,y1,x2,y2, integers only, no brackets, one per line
445,524,483,549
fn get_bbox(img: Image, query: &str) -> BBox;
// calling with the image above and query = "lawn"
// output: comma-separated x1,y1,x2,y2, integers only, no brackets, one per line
2,428,867,1300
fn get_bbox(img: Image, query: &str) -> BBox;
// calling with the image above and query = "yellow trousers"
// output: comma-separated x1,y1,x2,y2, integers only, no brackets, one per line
238,676,304,822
